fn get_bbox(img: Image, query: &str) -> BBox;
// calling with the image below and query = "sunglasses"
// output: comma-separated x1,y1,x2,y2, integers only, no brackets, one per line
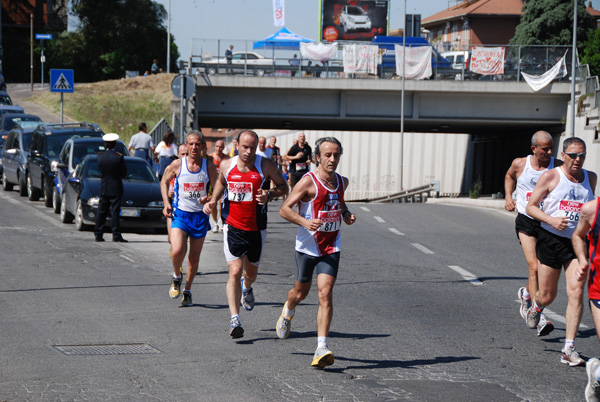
564,152,586,159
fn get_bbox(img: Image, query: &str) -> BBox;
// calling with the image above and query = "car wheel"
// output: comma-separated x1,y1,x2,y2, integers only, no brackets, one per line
52,187,61,214
207,68,216,76
255,69,265,77
42,179,52,207
18,173,27,196
2,171,13,191
27,172,41,201
60,195,74,223
75,200,90,231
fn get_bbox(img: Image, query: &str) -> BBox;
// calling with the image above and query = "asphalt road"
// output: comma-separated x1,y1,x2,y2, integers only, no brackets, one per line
0,183,598,401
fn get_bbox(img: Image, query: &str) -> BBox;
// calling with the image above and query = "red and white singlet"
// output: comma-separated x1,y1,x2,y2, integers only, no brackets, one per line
295,172,345,257
221,155,267,231
587,198,600,300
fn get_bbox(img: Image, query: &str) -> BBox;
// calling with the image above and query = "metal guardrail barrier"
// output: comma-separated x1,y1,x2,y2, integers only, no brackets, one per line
352,182,439,203
149,118,171,146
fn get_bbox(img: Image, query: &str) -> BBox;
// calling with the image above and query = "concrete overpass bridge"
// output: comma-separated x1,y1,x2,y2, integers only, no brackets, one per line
190,76,572,136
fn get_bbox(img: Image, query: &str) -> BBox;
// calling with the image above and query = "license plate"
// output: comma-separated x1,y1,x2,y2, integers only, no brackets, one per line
120,207,140,217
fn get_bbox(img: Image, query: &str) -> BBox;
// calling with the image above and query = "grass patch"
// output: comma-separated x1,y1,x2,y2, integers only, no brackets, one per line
27,73,176,144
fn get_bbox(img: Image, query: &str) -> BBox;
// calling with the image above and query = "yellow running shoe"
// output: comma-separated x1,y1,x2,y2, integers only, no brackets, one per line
169,276,182,299
311,347,334,368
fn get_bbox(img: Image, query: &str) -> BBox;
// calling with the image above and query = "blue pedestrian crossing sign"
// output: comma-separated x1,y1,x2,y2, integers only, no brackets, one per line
50,69,74,93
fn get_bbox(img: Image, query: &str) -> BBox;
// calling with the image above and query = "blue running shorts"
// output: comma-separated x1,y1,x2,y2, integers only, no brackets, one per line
171,209,210,239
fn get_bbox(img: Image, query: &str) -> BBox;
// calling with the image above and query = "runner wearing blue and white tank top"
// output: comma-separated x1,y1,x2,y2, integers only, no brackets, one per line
160,132,218,307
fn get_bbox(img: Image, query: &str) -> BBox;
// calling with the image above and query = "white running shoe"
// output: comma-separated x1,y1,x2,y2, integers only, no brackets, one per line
517,287,531,320
586,358,600,402
536,313,554,337
561,345,585,367
276,301,294,339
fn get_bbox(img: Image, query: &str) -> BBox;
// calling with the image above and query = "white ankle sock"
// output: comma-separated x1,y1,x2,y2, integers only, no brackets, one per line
317,337,327,349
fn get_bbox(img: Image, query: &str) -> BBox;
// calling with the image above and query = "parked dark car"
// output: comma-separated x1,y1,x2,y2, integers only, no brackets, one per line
26,122,103,207
0,104,24,116
52,137,129,214
61,155,166,232
0,113,41,135
0,90,14,105
1,127,35,196
0,74,7,92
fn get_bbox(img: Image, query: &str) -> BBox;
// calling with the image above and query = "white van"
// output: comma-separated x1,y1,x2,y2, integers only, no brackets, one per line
441,51,470,70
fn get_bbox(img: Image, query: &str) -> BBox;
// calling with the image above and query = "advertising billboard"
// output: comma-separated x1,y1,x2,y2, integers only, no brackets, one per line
320,0,389,42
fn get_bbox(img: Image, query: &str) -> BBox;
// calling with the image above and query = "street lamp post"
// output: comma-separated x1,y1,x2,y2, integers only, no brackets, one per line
167,0,171,73
400,0,406,192
570,0,577,137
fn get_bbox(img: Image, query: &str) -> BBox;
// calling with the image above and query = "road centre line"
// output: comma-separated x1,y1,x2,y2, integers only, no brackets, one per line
360,206,370,212
120,255,135,262
448,265,483,286
374,216,385,223
388,228,405,235
412,243,434,254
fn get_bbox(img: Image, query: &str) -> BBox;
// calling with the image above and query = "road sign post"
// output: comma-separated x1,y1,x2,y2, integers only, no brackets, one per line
171,75,195,143
36,34,52,88
50,69,74,123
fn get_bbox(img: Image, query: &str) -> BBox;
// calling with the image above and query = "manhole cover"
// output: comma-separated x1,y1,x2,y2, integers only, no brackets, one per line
54,343,162,355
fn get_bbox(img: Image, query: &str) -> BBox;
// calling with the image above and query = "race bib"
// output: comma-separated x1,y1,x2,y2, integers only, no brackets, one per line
318,209,341,232
182,182,206,199
228,182,253,202
296,162,307,170
559,200,583,222
526,191,532,201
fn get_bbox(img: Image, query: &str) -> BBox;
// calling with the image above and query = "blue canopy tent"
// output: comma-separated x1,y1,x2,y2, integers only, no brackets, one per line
253,27,313,50
253,27,314,75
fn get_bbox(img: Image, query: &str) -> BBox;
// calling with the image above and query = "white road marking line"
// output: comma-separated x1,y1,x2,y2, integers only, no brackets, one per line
374,216,385,223
388,228,405,236
448,265,483,286
360,206,370,212
120,255,135,262
512,301,588,329
412,243,434,254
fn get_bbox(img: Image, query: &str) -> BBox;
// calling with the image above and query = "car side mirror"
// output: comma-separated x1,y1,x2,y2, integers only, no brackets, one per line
67,176,80,184
56,162,67,170
30,149,40,157
6,148,16,155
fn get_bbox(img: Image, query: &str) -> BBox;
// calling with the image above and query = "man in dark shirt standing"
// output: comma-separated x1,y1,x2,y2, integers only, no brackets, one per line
225,45,234,75
94,133,128,243
285,133,312,187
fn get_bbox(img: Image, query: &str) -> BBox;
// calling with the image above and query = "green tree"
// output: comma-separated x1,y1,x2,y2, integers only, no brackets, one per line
510,0,595,46
58,0,179,81
581,28,600,77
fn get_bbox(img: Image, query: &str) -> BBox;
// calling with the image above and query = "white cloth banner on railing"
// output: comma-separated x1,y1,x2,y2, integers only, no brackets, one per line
343,44,378,74
300,42,338,62
394,45,432,80
273,0,284,27
470,46,505,75
521,51,568,92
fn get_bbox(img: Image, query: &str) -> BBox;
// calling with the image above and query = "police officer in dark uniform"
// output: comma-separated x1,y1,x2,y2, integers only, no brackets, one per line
94,133,128,242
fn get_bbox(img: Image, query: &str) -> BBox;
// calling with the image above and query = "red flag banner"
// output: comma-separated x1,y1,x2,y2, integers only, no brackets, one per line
470,46,505,75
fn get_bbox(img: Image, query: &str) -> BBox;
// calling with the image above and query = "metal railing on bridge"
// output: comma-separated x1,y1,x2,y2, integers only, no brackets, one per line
352,182,440,203
183,39,579,83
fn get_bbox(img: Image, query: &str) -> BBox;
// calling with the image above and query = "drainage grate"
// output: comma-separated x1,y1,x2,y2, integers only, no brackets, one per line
54,343,162,355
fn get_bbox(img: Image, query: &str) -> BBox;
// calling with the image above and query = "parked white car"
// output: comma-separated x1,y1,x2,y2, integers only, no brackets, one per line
441,51,470,70
202,52,273,76
340,5,371,32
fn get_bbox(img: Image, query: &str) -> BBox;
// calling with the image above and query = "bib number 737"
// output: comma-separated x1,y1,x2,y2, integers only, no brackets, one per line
228,182,253,202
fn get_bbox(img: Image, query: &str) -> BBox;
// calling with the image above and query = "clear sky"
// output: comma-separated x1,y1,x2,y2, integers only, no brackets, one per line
150,0,600,61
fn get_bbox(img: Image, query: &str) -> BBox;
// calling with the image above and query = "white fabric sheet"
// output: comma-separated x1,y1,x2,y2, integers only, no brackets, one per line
300,42,338,62
343,44,379,75
394,45,432,80
521,52,568,92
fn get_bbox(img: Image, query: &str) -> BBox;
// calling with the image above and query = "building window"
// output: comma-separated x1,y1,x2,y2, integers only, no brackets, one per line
452,25,459,41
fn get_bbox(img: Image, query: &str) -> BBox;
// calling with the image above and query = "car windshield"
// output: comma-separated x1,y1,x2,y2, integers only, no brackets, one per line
348,6,366,15
4,116,40,131
124,160,156,183
0,95,12,105
46,134,79,159
73,142,128,166
85,158,156,183
23,133,33,151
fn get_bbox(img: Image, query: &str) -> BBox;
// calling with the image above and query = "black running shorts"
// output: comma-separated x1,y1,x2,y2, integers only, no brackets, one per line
536,228,576,270
515,213,541,239
223,224,266,265
294,251,340,283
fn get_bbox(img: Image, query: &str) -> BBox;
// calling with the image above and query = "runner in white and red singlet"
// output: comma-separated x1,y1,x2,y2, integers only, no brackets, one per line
276,137,356,368
161,132,217,307
526,137,597,367
203,130,288,339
